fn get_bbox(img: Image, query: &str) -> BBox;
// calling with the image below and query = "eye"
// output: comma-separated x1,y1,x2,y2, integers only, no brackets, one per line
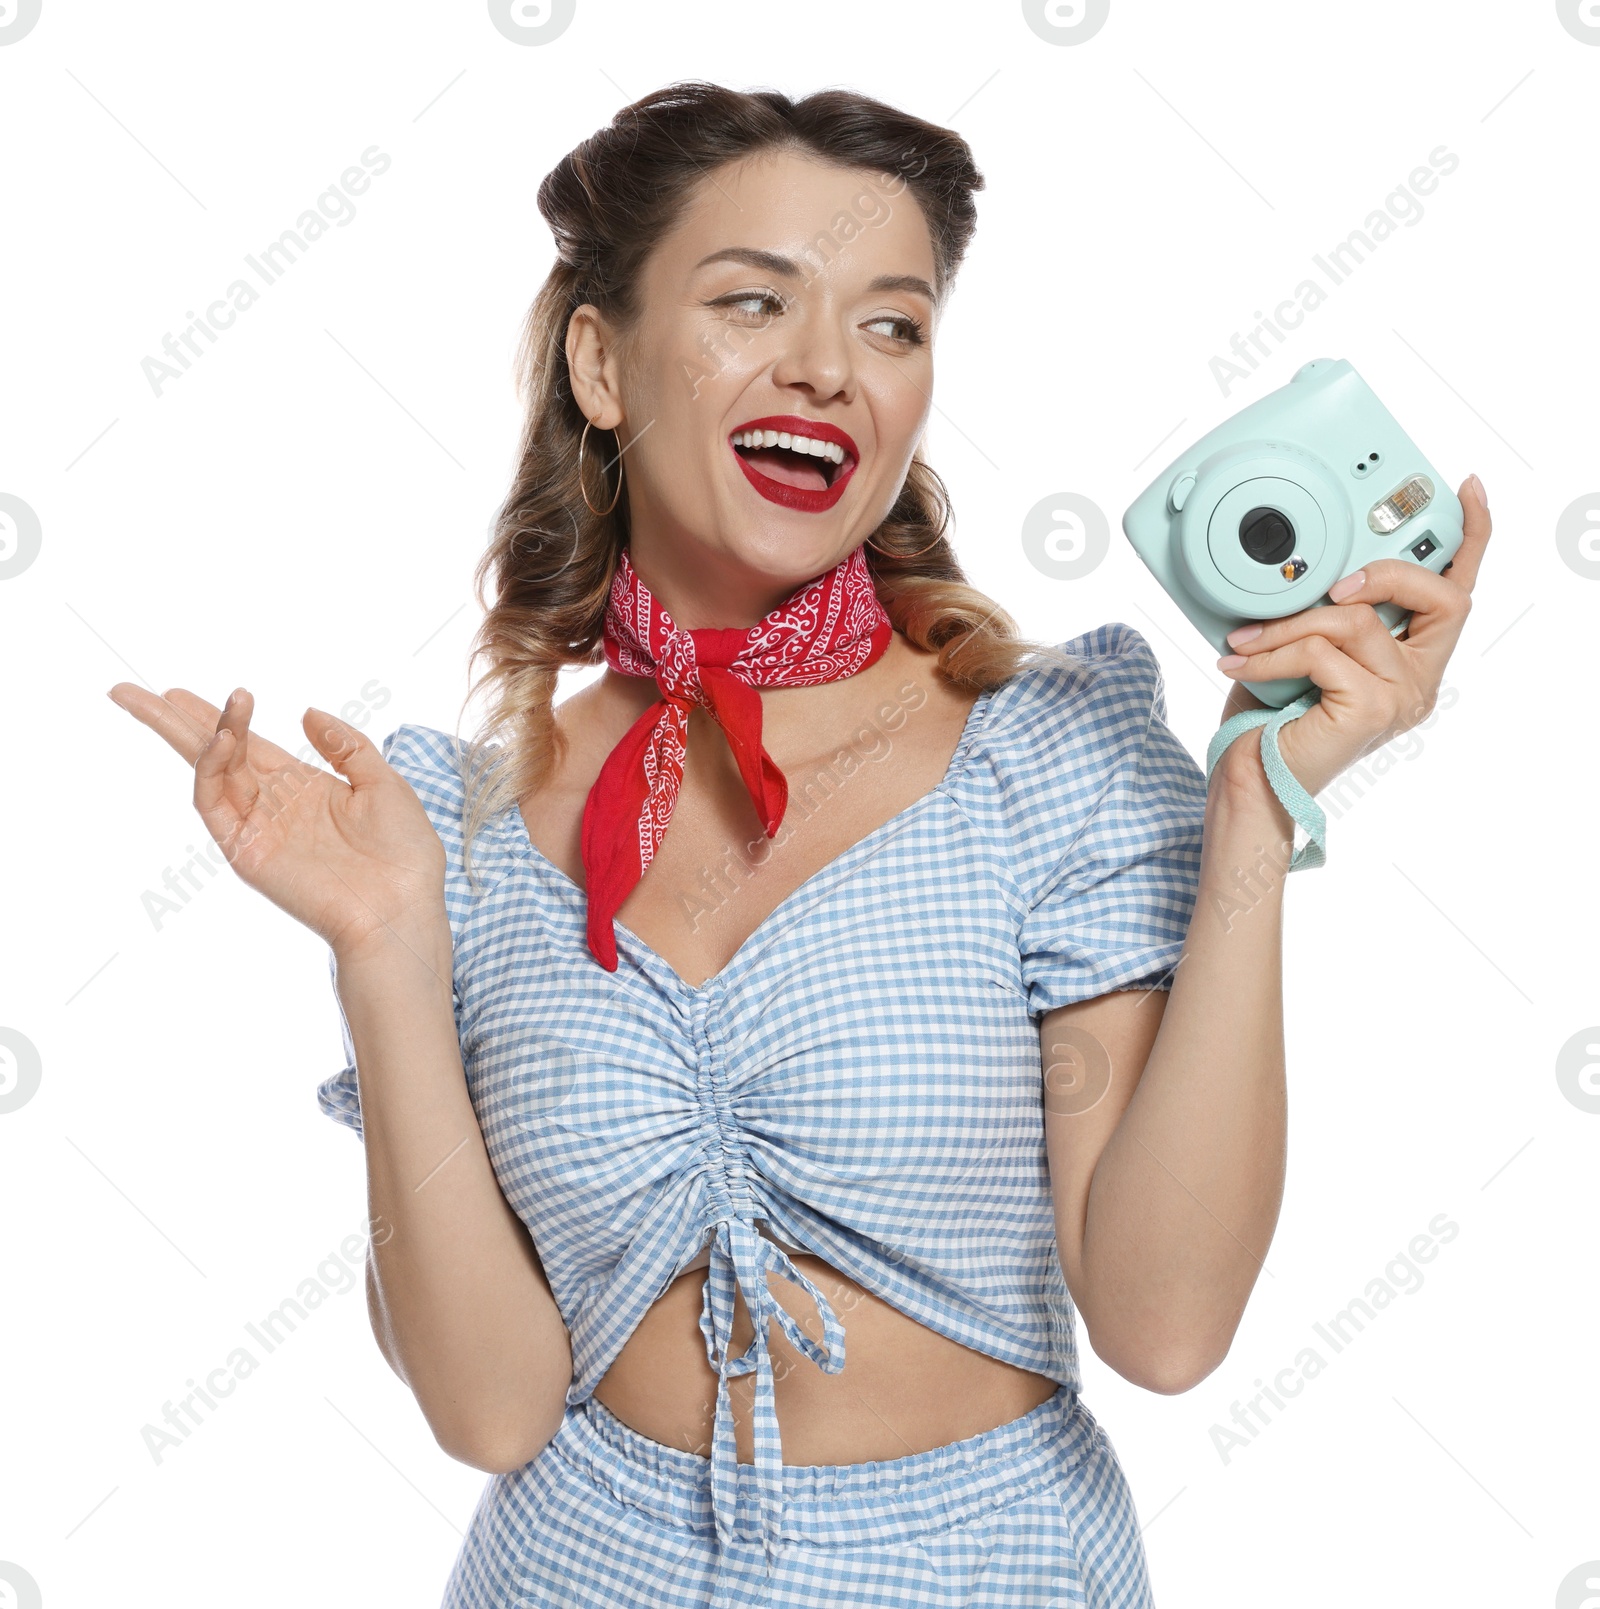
710,289,785,320
865,313,927,347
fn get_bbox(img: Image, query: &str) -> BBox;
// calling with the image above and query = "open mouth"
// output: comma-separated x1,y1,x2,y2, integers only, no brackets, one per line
728,415,859,513
732,436,846,492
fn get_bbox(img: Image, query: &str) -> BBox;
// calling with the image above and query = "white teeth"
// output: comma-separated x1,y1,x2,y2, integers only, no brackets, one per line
732,428,846,464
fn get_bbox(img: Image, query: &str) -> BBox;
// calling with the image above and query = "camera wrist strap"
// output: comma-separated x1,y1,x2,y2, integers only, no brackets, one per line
1203,689,1327,871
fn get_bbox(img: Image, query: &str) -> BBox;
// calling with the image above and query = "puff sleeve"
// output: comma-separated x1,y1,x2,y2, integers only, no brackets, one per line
1017,625,1209,1017
315,722,476,1137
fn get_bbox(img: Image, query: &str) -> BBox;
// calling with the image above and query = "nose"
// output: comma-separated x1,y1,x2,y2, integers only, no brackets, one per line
769,304,855,404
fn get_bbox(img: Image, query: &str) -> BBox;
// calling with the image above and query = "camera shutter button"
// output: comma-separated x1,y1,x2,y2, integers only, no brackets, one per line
1168,471,1198,513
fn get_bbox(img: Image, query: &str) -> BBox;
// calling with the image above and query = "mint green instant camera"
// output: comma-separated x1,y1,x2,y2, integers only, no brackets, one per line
1121,358,1465,708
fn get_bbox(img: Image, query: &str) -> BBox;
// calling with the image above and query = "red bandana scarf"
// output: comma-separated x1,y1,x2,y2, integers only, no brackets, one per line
579,543,893,971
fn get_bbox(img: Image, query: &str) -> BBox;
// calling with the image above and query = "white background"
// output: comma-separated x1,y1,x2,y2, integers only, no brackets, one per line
3,1,1597,1605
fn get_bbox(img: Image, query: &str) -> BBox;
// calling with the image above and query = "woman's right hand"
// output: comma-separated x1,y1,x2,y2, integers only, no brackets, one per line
107,684,448,960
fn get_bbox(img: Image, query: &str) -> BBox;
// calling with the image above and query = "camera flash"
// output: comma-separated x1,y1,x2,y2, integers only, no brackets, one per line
1368,474,1434,534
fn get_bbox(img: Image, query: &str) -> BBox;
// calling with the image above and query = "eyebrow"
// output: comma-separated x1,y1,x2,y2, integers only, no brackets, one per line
693,246,936,304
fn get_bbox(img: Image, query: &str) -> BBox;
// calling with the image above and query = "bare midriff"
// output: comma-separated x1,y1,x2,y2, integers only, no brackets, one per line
591,1242,1061,1465
527,632,1062,1466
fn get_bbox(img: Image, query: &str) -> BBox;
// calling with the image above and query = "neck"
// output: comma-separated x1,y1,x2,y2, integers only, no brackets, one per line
623,534,860,629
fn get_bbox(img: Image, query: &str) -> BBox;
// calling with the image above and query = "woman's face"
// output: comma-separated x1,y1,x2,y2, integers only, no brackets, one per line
567,147,940,625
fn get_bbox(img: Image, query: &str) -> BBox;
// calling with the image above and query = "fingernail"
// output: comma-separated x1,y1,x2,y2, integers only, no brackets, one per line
1468,473,1487,509
1226,623,1262,646
1328,570,1365,602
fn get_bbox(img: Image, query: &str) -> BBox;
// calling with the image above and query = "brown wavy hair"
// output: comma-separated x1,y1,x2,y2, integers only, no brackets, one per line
451,79,1081,891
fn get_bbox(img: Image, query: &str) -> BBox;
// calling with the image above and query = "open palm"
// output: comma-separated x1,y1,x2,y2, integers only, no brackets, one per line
107,684,448,960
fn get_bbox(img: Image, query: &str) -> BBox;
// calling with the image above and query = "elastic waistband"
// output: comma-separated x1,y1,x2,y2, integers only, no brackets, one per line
547,1383,1095,1548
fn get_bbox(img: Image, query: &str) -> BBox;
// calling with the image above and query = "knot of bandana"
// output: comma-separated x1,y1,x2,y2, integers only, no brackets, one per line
578,543,893,970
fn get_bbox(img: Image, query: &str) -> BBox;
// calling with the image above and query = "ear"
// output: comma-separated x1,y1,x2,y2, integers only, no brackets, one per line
566,304,626,430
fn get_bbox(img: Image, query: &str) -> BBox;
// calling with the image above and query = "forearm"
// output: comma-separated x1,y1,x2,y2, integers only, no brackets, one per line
1081,739,1295,1386
336,920,572,1468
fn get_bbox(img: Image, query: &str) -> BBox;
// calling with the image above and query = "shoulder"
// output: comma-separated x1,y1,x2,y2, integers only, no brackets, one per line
374,721,524,917
960,623,1206,889
974,621,1176,781
379,722,470,817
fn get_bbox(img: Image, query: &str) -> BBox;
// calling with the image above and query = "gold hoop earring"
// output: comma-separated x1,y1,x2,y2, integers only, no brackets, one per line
865,526,944,559
578,419,624,517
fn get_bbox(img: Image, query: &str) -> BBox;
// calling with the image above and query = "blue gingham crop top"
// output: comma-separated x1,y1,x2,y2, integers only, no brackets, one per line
316,621,1211,1568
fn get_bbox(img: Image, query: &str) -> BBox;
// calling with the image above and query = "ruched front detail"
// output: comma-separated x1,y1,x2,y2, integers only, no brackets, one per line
687,997,849,1579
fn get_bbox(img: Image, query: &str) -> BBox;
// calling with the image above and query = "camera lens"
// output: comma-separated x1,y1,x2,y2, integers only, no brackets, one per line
1239,506,1296,565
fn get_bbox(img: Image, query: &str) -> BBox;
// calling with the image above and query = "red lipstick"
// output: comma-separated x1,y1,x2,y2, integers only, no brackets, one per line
728,414,859,514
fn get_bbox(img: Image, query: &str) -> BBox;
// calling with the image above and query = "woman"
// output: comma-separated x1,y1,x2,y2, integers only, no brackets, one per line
110,81,1489,1608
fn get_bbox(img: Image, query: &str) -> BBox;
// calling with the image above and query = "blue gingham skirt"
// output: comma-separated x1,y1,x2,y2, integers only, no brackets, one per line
438,1382,1155,1607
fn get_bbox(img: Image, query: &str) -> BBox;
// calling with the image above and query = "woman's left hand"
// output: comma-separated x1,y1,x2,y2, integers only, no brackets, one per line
1214,472,1493,800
